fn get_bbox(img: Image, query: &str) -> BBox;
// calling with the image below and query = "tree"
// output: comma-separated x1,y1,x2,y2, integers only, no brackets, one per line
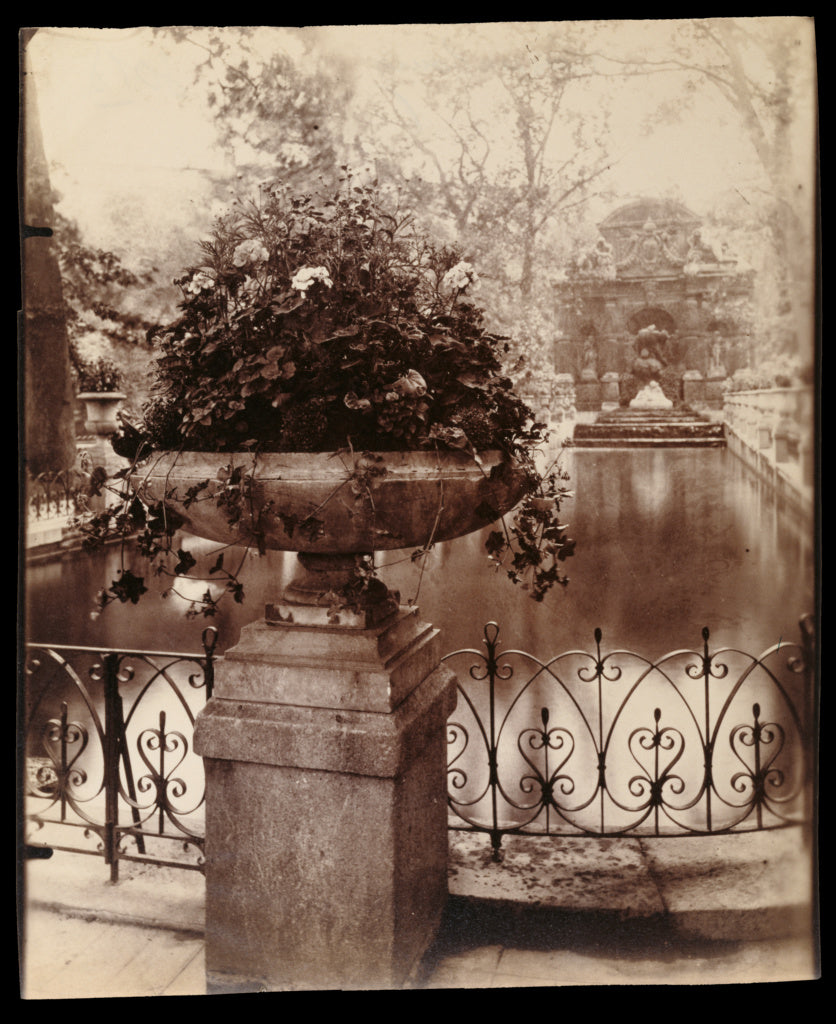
686,18,816,359
52,209,158,376
154,26,357,194
20,28,77,476
361,25,614,296
356,24,620,381
579,17,817,358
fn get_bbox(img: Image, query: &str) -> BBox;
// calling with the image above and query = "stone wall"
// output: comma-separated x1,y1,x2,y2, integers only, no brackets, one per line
723,387,815,519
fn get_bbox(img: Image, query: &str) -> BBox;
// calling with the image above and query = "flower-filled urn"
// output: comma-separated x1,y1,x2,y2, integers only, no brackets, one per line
81,172,575,623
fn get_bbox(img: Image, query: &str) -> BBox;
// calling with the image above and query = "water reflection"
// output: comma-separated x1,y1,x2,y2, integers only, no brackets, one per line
24,448,815,662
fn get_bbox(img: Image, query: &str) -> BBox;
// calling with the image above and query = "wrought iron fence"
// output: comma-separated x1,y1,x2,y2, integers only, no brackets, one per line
26,465,88,523
23,629,217,880
22,617,816,876
443,618,816,859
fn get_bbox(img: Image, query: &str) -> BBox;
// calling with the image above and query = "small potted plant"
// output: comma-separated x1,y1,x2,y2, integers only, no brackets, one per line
76,357,127,436
81,174,575,622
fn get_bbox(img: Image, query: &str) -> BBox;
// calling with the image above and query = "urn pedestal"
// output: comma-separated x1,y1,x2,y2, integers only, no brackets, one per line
194,608,457,992
148,450,528,991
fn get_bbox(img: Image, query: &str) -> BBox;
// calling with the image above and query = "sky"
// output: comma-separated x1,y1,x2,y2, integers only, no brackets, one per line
23,22,816,260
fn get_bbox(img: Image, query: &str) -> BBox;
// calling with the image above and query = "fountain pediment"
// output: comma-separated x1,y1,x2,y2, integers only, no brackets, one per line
598,199,702,278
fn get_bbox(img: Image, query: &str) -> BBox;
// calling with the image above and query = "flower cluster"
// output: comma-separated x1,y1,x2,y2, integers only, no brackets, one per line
186,270,215,294
290,265,334,294
139,177,539,457
76,357,124,393
232,238,270,267
442,260,479,292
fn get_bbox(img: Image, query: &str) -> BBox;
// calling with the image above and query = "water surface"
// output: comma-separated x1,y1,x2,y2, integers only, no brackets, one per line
24,447,815,663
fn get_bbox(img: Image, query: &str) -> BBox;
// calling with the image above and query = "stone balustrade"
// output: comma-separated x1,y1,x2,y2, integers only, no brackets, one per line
723,387,815,515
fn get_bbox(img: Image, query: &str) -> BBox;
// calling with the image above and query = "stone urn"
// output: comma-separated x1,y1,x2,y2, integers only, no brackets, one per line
78,392,126,436
133,448,529,626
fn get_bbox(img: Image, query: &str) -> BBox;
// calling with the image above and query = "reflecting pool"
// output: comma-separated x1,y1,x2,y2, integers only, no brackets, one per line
24,447,816,662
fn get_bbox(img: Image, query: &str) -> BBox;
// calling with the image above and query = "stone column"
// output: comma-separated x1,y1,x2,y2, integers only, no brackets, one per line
194,601,457,992
600,371,620,411
704,369,727,409
681,370,705,408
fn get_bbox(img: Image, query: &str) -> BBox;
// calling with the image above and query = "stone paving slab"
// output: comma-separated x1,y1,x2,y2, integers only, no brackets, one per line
22,907,205,1000
448,827,817,942
23,852,205,934
448,832,666,916
638,829,816,940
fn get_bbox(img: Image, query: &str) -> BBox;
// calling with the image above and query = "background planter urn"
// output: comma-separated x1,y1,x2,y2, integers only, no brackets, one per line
134,448,529,627
78,392,126,436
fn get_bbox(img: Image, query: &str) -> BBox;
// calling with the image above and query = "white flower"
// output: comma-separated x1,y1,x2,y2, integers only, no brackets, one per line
187,270,216,294
442,261,479,293
232,239,270,268
291,265,333,294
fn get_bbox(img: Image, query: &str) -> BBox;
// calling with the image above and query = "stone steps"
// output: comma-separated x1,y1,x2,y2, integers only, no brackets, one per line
570,406,725,448
569,436,726,448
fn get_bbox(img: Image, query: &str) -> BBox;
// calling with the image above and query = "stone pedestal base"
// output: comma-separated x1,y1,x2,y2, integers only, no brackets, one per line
682,371,705,408
704,375,727,409
194,608,457,992
575,380,602,412
629,381,673,410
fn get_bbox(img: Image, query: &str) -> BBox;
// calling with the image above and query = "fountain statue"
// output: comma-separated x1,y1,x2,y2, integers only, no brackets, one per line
632,324,670,379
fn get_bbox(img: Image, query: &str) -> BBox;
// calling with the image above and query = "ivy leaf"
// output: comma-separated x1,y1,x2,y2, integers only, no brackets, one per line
174,548,197,575
557,538,577,561
209,552,224,574
278,512,298,538
485,531,506,557
183,480,210,508
128,496,147,528
298,516,325,543
108,570,148,605
86,466,108,497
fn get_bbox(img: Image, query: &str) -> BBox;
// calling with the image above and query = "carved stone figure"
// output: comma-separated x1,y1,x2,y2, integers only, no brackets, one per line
581,341,598,381
635,324,670,365
686,229,718,265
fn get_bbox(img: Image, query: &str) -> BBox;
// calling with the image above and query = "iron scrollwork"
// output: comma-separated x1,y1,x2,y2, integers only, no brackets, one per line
23,633,218,879
443,619,814,855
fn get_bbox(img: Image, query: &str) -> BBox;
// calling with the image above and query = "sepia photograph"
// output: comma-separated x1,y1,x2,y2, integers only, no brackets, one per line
19,20,819,995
